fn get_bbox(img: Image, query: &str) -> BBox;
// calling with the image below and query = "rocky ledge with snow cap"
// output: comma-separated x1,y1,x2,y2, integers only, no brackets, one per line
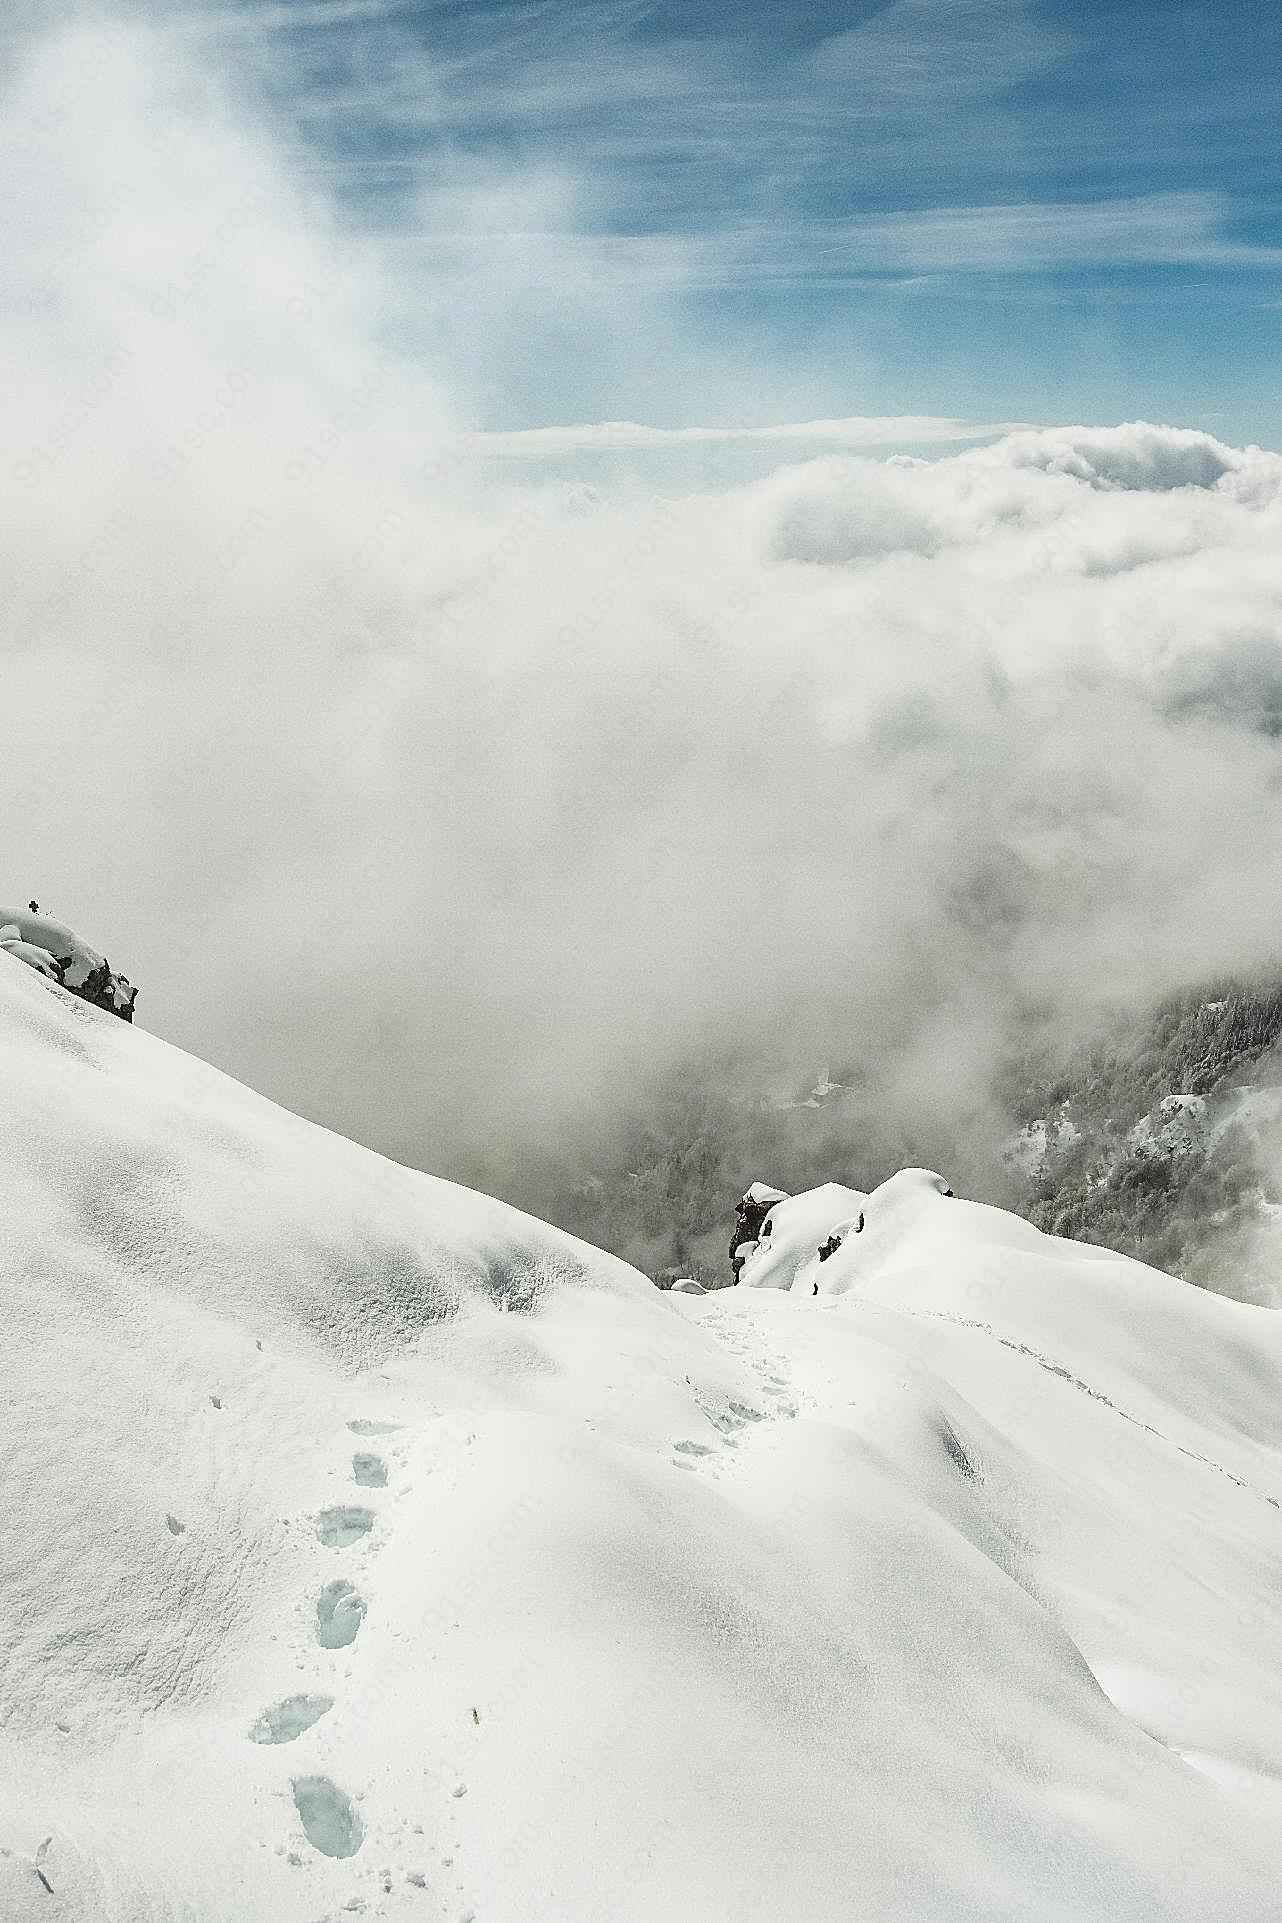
0,902,137,1020
728,1179,790,1280
735,1167,954,1293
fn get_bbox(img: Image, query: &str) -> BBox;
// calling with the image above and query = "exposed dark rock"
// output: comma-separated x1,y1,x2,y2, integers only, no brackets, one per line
729,1181,789,1282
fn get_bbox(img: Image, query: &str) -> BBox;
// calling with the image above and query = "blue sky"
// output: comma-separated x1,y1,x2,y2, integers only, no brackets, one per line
160,0,1281,443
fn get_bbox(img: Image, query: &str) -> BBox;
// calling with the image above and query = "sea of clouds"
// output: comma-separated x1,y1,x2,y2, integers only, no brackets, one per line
6,17,1282,1202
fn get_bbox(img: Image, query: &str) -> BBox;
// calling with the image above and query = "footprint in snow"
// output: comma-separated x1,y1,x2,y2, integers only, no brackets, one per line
291,1775,363,1858
707,1400,766,1436
352,1453,387,1488
316,1579,366,1648
348,1419,400,1436
673,1440,716,1457
315,1507,373,1548
249,1694,334,1744
165,1514,186,1536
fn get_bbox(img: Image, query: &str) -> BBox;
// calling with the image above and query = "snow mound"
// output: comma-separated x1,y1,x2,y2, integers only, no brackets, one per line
0,904,136,1019
5,958,1282,1919
742,1181,789,1208
735,1179,868,1290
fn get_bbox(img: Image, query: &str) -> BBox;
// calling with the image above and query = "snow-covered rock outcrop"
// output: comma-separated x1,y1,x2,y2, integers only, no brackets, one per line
4,954,1282,1920
1002,1106,1081,1176
728,1179,789,1280
1128,1093,1210,1160
733,1178,868,1290
0,904,136,1020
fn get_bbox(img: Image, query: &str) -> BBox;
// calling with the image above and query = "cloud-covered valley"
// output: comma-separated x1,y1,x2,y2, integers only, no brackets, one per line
6,20,1282,1215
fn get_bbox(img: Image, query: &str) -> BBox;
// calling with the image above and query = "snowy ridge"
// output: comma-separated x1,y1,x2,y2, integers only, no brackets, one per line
4,954,1282,1920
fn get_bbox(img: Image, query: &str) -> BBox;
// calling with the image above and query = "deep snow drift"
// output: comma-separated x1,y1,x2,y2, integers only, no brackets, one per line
4,955,1282,1921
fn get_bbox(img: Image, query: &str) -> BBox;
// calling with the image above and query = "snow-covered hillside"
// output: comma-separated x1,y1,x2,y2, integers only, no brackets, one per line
5,955,1282,1921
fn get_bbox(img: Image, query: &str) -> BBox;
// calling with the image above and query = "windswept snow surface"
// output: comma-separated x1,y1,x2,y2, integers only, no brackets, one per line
4,958,1282,1920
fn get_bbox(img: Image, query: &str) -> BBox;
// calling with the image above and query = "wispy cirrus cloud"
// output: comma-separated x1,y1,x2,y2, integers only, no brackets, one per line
375,191,1280,310
71,0,1280,440
729,192,1282,282
807,0,1076,106
160,0,428,28
819,192,1282,274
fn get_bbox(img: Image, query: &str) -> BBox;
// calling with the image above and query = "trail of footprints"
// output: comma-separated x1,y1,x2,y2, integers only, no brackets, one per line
670,1306,803,1471
248,1418,401,1872
246,1351,799,1883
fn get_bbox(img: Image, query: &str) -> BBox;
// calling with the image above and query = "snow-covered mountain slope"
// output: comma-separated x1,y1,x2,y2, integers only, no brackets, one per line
5,957,1282,1922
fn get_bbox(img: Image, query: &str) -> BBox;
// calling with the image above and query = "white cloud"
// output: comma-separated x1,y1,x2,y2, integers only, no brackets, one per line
737,193,1282,280
374,194,1282,306
808,0,1075,105
470,416,1026,457
6,21,1282,1202
997,421,1246,490
170,0,423,30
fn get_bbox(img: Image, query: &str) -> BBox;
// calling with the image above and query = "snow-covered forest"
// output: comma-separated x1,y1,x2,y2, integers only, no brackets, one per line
551,976,1282,1302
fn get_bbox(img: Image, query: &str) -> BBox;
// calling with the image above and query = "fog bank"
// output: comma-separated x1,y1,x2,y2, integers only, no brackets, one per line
6,21,1282,1218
